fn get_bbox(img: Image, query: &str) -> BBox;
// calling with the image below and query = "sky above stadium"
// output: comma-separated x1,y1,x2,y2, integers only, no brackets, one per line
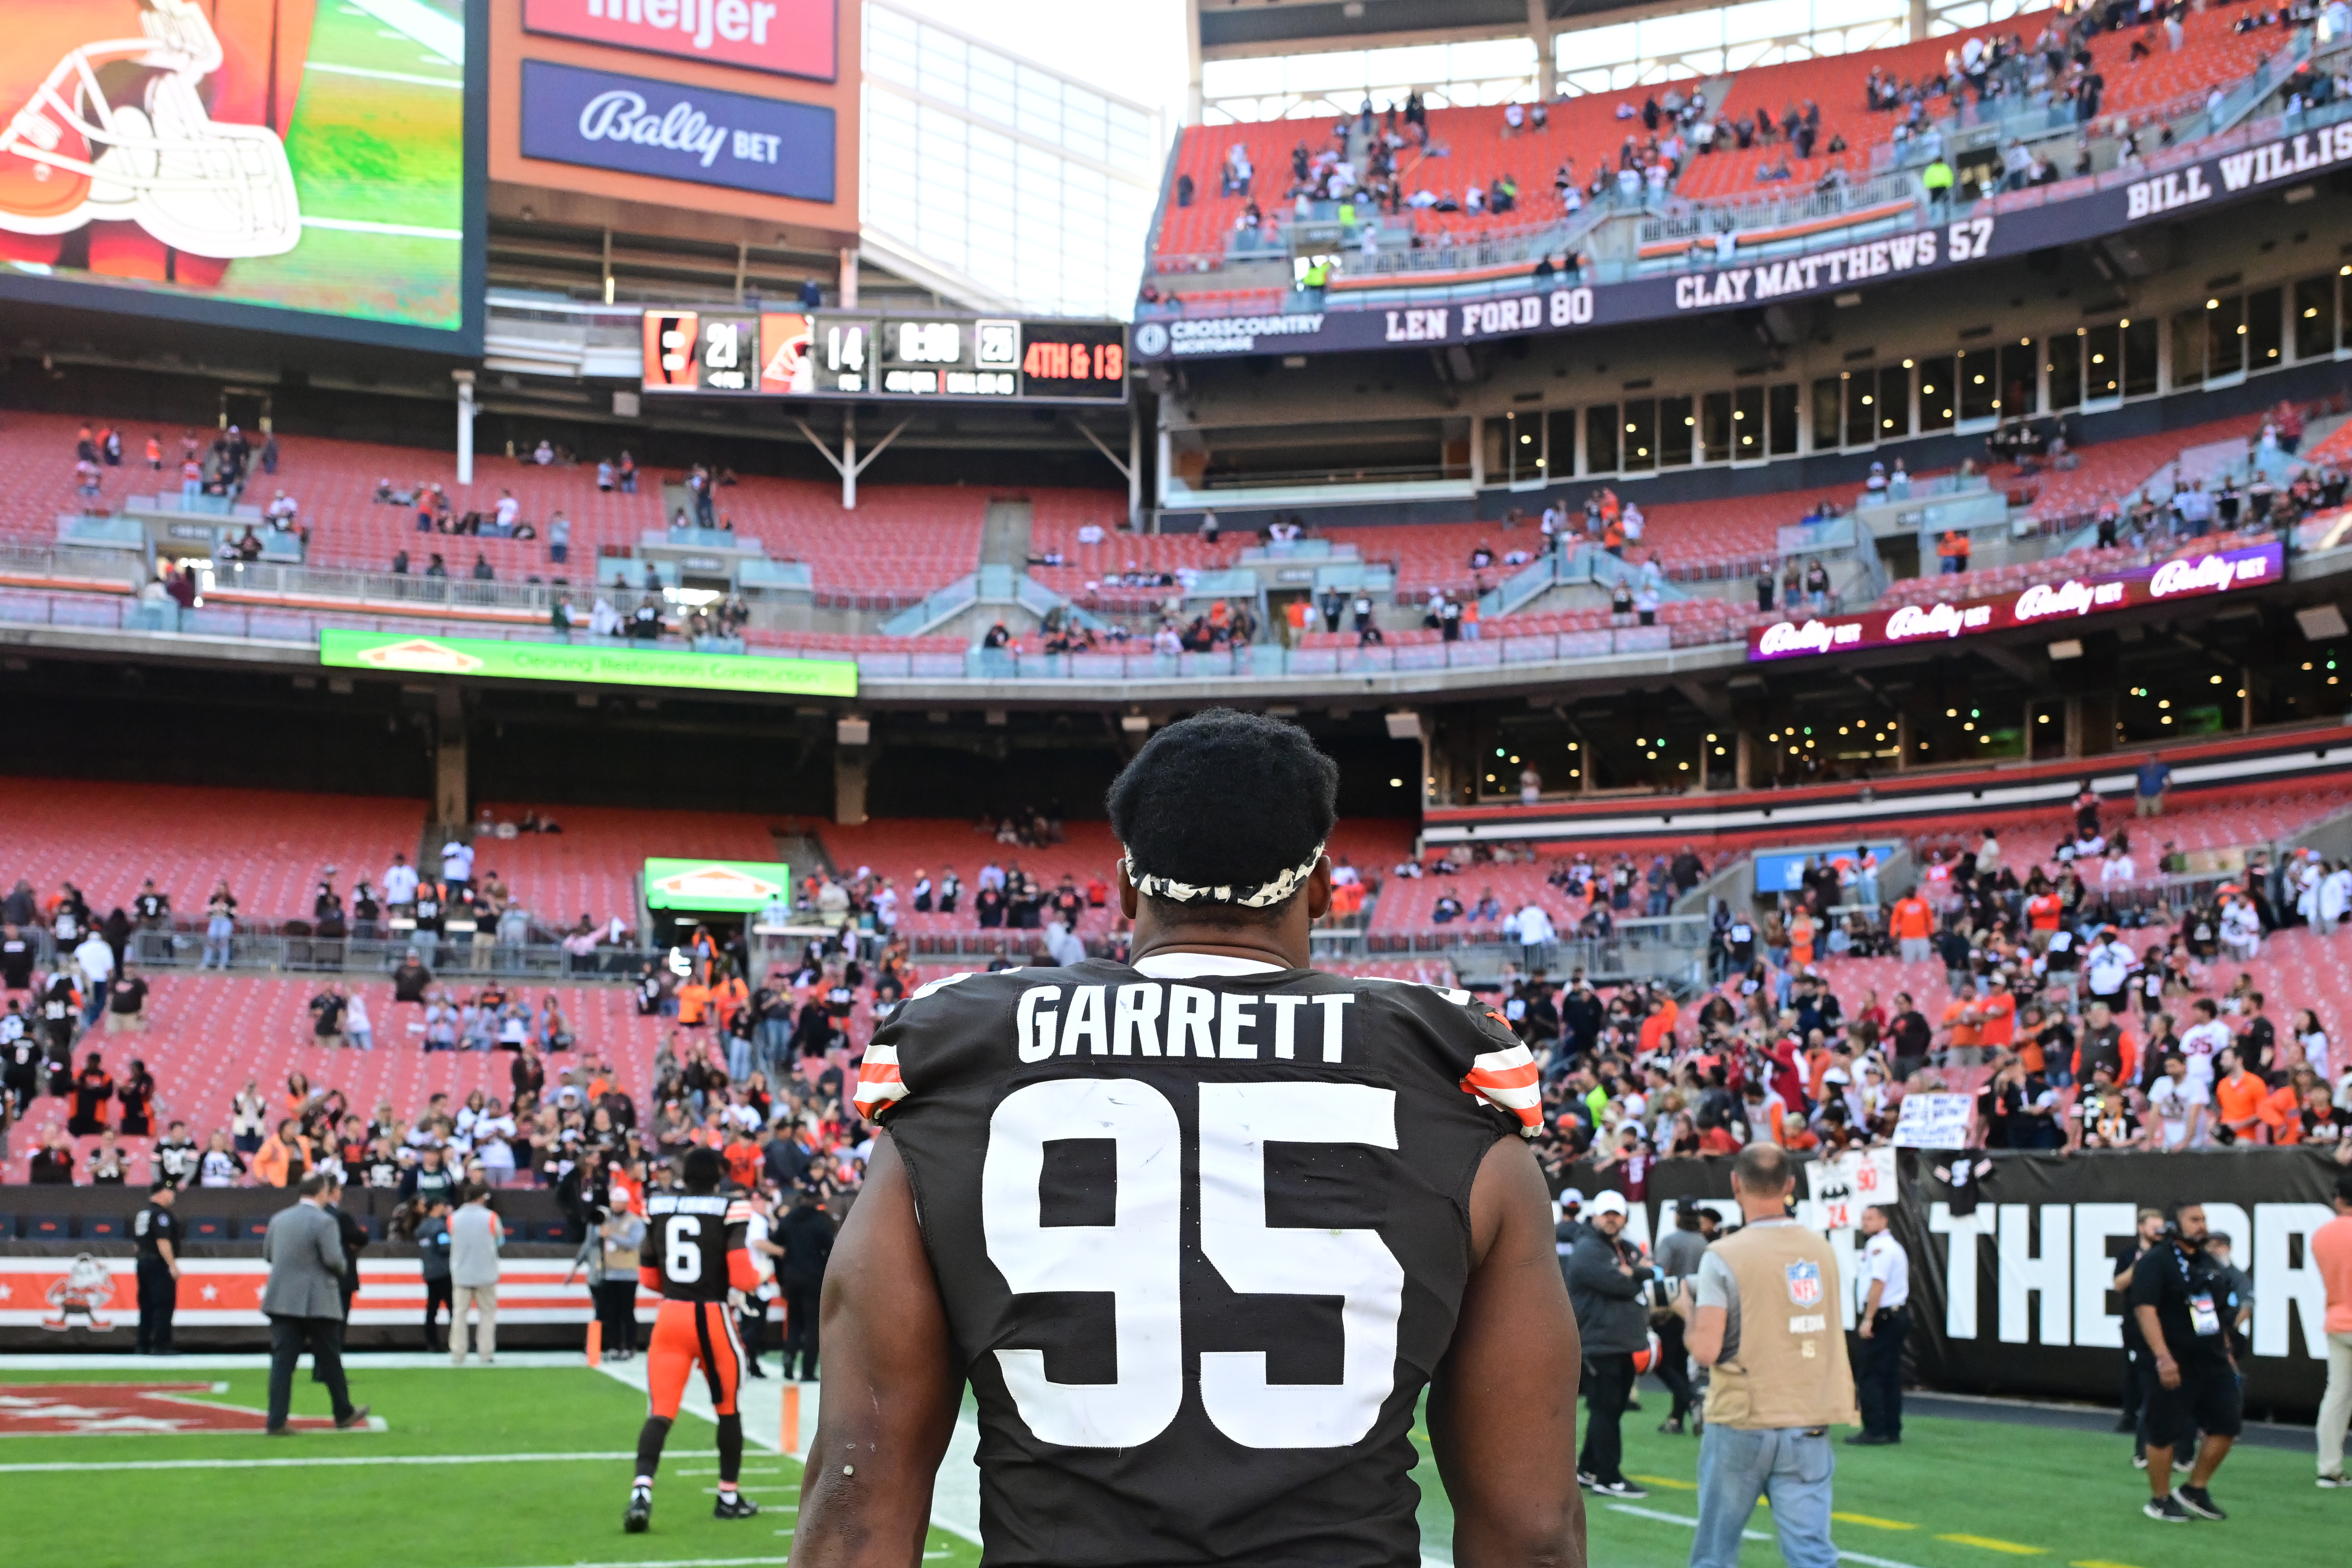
895,0,1191,133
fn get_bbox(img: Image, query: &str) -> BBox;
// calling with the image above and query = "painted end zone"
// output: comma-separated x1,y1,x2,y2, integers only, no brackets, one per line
0,1383,339,1435
317,629,858,697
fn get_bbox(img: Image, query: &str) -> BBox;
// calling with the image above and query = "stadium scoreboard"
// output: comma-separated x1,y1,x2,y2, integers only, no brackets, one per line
642,310,1128,403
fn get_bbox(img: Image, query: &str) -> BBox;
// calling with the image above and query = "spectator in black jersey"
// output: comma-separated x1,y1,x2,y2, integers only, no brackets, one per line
796,710,1586,1568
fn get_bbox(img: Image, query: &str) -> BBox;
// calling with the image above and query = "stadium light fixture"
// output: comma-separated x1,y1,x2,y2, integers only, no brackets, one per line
2295,605,2348,641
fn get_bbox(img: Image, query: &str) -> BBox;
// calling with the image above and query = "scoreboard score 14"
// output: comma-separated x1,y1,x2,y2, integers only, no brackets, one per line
641,311,1128,404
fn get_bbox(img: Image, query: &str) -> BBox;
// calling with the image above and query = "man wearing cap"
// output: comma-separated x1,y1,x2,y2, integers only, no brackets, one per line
1567,1190,1652,1497
133,1179,181,1355
1848,1204,1909,1445
1555,1187,1590,1273
1679,1143,1857,1568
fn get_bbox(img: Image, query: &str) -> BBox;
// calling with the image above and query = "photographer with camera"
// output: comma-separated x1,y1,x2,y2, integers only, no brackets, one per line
1566,1189,1654,1498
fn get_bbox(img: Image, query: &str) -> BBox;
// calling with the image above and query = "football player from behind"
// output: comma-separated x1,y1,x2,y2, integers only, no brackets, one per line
799,710,1587,1568
627,1146,762,1532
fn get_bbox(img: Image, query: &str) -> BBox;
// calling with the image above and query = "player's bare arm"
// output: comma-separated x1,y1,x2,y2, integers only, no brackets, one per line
790,1134,960,1568
1428,1134,1586,1568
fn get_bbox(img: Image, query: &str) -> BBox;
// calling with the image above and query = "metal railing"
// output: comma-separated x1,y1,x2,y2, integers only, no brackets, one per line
13,925,649,981
0,537,144,584
1314,912,1714,988
1637,170,1920,247
209,559,575,614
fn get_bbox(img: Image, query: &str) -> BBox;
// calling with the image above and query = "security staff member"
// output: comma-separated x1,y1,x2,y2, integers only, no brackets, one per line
133,1179,182,1355
2130,1202,2241,1523
1679,1143,1857,1568
1849,1203,1910,1445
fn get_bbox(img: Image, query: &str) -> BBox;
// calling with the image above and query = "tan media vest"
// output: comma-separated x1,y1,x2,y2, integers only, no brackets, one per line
1700,1218,1859,1431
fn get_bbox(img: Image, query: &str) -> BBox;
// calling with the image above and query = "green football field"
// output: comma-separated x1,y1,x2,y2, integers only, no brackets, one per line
3,1365,2342,1568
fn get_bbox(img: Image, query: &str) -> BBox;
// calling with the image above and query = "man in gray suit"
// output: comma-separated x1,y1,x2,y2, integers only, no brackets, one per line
262,1171,370,1434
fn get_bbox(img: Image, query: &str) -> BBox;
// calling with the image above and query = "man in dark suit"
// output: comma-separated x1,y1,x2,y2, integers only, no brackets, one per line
774,1190,835,1382
261,1172,370,1434
321,1174,369,1321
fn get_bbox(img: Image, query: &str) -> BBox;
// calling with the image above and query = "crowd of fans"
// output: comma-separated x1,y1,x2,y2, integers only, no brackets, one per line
1487,793,2352,1186
1,921,898,1220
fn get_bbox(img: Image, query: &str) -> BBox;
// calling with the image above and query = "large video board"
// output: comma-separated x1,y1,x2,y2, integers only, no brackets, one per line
0,0,482,352
641,310,1128,403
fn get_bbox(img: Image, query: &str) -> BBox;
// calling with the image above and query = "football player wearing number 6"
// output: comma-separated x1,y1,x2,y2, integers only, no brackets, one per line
800,710,1587,1568
625,1146,762,1533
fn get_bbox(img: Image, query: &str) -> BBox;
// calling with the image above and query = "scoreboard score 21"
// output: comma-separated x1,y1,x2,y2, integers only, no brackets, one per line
641,311,1127,403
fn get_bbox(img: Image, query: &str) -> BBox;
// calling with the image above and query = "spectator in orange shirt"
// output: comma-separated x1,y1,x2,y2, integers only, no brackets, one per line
1940,995,1986,1067
677,978,713,1028
1977,976,2018,1053
2261,1068,2322,1143
1637,994,1680,1058
711,969,749,1027
2212,1048,2271,1144
1889,893,1934,962
251,1118,313,1187
1789,908,1817,969
723,1125,762,1190
2013,1005,2048,1077
2025,887,2063,933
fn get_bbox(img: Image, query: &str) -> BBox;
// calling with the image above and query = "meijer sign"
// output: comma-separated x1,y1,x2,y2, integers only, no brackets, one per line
524,0,838,80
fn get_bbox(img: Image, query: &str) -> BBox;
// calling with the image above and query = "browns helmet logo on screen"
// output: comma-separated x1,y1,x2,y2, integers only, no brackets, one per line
0,0,302,273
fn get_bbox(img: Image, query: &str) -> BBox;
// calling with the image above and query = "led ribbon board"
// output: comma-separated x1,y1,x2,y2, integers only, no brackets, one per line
319,629,857,696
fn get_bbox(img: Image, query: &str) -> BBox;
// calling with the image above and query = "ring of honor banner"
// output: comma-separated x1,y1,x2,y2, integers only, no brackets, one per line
1565,1149,2343,1418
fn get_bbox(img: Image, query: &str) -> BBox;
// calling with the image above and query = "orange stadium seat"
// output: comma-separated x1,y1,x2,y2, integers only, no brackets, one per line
0,411,984,605
468,804,787,931
0,777,423,917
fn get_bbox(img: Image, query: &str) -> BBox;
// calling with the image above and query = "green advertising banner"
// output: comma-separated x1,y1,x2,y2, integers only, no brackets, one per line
643,859,794,913
318,629,857,698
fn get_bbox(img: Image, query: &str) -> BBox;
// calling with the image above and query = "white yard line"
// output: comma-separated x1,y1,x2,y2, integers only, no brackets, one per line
0,1451,632,1474
0,1351,586,1372
302,216,465,241
475,1559,789,1568
1604,1501,1928,1568
305,61,462,88
343,0,464,63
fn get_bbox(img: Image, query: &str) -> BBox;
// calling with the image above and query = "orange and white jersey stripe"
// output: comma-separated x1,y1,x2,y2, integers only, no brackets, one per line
1460,1043,1543,1136
854,1042,905,1118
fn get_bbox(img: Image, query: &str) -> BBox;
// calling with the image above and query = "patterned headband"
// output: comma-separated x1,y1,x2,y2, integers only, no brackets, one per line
1123,843,1326,908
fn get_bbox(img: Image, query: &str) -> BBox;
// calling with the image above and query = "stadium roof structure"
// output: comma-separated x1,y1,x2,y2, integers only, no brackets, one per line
1191,0,1793,62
